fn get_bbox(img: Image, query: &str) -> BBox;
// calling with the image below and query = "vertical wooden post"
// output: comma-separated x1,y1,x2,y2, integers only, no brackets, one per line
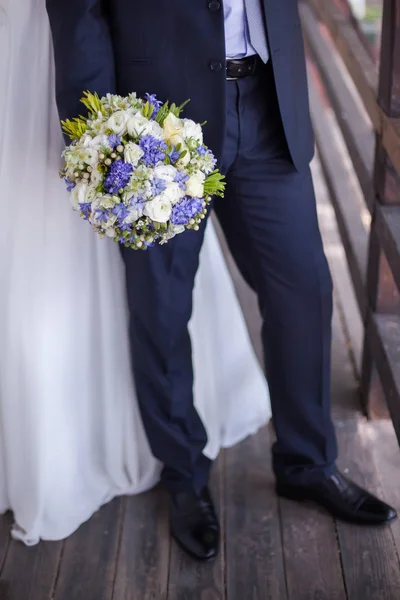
361,0,400,418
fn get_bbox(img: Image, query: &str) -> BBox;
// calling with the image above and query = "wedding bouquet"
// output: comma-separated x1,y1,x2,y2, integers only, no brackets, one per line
60,92,225,249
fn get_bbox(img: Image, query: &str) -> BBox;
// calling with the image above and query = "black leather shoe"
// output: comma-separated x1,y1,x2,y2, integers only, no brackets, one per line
276,470,397,525
169,487,219,561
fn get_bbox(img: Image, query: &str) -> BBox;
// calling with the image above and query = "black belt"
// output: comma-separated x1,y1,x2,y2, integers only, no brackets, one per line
226,55,264,80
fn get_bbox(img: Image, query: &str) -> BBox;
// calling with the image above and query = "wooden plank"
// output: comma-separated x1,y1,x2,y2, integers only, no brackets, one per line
279,500,347,600
0,539,63,600
336,421,400,600
368,418,400,567
54,497,124,600
307,58,369,320
378,0,400,118
375,205,400,297
306,0,400,174
301,2,374,209
225,427,287,600
368,313,400,439
312,155,364,378
167,455,225,600
112,488,170,600
330,287,400,598
307,0,380,125
361,0,400,417
279,308,349,600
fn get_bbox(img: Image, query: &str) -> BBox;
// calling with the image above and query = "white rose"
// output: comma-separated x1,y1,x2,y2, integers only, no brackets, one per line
182,119,203,143
186,172,205,198
124,142,144,166
91,168,103,186
146,120,165,140
105,227,117,238
85,185,98,204
163,113,184,142
126,113,150,138
106,110,130,135
144,197,172,223
162,182,185,205
99,194,117,209
153,164,177,182
70,182,88,209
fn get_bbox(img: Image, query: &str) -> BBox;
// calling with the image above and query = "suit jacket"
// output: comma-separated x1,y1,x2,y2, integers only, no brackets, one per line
46,0,314,170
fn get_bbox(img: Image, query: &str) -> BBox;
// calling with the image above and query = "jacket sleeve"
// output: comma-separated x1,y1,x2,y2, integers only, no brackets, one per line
46,0,116,121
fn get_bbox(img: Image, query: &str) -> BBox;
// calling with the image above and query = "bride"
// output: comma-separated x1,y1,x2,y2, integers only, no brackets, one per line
0,0,270,545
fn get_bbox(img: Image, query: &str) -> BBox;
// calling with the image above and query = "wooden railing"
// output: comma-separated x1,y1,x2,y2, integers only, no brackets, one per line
300,0,400,433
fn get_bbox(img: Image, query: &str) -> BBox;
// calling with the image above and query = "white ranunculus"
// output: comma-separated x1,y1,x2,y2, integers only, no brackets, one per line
126,113,165,140
126,113,149,138
163,113,184,142
153,164,177,182
144,197,172,223
91,168,103,186
146,120,165,140
124,142,144,166
70,182,88,209
85,185,98,204
99,194,117,209
162,182,185,205
106,110,130,135
182,119,203,143
186,172,205,198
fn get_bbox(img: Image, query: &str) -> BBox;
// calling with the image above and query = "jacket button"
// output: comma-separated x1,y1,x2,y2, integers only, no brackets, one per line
208,0,221,10
209,60,223,72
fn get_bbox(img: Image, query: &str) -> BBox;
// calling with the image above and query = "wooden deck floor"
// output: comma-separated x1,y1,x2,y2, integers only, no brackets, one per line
1,158,400,599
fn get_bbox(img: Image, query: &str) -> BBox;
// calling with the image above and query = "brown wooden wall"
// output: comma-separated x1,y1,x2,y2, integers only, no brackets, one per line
300,0,400,436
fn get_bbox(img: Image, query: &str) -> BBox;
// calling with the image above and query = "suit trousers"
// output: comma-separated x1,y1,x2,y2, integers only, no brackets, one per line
120,63,338,492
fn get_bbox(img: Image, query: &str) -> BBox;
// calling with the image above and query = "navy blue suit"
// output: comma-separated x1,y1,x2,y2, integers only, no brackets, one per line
47,0,338,491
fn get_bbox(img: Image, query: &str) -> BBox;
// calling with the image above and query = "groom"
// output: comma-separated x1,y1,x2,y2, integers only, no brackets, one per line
47,0,396,560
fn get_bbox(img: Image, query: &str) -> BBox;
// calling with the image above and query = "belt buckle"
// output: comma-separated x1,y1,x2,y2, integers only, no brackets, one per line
226,60,238,81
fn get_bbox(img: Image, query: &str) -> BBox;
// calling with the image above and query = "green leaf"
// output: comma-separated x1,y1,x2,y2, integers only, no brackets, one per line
80,91,106,116
204,170,226,198
61,117,87,140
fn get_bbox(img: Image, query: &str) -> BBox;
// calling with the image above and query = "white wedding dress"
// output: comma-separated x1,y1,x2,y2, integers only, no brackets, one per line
0,0,271,545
